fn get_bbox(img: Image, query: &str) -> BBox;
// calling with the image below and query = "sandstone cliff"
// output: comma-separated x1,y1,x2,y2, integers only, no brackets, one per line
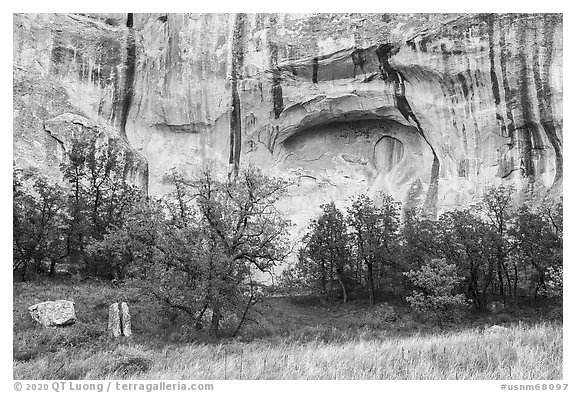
13,13,563,231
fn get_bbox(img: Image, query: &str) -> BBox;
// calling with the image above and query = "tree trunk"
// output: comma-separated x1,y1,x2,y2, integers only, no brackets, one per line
196,303,209,331
233,291,254,337
210,303,222,337
49,259,57,276
366,259,375,305
513,264,519,300
337,274,347,303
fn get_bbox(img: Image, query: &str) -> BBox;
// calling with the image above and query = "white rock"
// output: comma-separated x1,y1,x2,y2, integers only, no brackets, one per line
120,302,132,337
109,302,132,338
28,300,76,327
108,303,121,337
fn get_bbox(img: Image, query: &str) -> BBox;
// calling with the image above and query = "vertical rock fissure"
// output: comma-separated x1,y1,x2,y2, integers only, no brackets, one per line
375,43,439,217
268,15,284,119
229,13,246,177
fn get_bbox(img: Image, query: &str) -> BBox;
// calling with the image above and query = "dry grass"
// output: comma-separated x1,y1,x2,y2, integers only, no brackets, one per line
13,281,562,380
14,322,562,380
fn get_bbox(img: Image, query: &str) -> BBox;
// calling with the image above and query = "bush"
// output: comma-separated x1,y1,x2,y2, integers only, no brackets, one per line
404,258,469,326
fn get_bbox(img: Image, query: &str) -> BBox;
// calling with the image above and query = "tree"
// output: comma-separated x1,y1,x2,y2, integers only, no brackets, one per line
480,186,516,302
60,137,142,277
13,169,68,280
509,203,562,300
404,258,469,326
189,165,292,335
346,194,401,304
94,164,292,337
292,202,352,302
400,207,441,269
436,209,499,311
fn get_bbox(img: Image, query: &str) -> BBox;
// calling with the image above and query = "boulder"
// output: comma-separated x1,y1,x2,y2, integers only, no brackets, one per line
120,302,132,337
108,303,121,337
28,300,76,327
108,302,132,338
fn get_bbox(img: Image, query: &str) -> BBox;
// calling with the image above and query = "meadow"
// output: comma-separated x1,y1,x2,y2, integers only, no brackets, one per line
13,279,563,380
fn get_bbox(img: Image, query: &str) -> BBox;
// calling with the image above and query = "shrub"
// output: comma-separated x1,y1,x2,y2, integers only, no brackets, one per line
404,258,469,326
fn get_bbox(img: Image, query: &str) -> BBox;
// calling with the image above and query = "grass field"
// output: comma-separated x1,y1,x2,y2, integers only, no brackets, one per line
13,280,563,380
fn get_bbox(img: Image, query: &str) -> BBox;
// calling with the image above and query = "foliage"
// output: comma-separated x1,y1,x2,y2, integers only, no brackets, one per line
91,164,292,336
13,169,68,280
290,202,352,302
509,204,562,299
60,137,142,277
435,208,500,311
404,258,469,325
346,194,401,304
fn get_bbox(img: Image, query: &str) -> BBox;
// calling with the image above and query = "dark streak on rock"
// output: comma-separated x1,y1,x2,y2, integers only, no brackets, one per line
487,14,507,137
375,42,439,218
118,13,136,141
518,21,535,180
458,73,468,98
126,13,134,28
534,15,562,183
229,13,246,177
498,18,516,143
268,15,284,119
312,57,319,84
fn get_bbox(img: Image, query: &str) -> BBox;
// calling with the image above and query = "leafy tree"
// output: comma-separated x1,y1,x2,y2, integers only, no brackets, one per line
400,207,440,269
60,137,142,277
404,258,469,326
292,202,352,302
480,186,516,301
436,209,499,311
93,164,292,337
13,169,67,280
346,194,400,304
509,204,562,300
188,165,292,335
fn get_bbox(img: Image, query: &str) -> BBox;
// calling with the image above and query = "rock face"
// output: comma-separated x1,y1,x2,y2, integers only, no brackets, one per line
13,13,563,233
28,300,76,327
13,14,148,190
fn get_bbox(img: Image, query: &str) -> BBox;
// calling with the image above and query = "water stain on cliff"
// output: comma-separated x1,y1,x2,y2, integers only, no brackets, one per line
118,13,136,141
375,42,439,217
268,15,284,119
229,13,246,177
533,15,563,183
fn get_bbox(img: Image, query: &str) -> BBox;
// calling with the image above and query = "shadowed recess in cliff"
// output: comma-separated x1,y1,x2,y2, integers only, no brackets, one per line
373,136,404,173
278,47,379,83
375,42,439,217
229,13,246,177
